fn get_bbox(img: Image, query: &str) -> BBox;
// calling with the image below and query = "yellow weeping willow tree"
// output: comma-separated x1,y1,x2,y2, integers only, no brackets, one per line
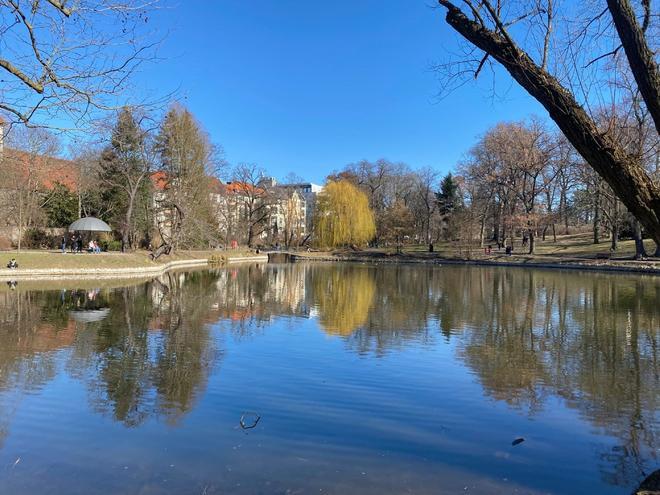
313,180,376,248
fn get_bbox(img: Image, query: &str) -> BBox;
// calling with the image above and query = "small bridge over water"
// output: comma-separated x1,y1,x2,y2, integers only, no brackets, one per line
264,251,296,263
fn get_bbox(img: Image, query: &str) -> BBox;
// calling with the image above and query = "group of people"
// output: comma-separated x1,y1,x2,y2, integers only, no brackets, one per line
61,234,102,254
87,240,102,253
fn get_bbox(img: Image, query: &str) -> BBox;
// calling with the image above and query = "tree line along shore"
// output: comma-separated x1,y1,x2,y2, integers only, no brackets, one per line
2,233,659,280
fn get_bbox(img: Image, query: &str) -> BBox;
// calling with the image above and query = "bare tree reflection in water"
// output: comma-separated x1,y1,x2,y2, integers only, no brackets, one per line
0,264,657,491
151,271,221,424
209,264,658,489
436,268,658,488
84,271,221,426
0,273,222,428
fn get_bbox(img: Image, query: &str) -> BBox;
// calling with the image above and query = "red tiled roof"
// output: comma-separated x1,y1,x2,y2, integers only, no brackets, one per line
2,148,79,191
224,181,264,195
151,172,225,193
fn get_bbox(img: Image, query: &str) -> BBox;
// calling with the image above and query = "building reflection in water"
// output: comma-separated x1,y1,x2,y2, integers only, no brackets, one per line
0,263,657,489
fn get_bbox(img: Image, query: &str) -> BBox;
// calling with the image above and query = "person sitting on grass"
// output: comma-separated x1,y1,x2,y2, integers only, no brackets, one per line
6,258,18,269
94,240,101,253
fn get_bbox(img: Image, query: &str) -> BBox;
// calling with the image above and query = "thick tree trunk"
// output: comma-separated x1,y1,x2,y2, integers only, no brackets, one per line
593,183,601,244
611,221,619,251
632,219,647,259
247,226,253,248
607,0,660,135
122,199,134,253
528,228,535,255
610,200,620,251
559,189,569,234
17,198,22,252
437,1,660,245
493,201,502,243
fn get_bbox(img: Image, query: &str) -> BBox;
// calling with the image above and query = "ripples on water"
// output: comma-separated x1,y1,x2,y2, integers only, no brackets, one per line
0,264,658,494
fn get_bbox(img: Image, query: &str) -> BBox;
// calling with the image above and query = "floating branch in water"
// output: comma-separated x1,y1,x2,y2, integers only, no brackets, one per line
240,412,260,430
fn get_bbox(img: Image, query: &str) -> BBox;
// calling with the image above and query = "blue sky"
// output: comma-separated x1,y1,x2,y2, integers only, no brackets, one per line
136,0,546,183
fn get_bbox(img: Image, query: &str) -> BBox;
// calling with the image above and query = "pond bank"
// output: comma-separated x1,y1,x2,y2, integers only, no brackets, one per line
287,251,660,275
0,250,268,280
4,247,657,280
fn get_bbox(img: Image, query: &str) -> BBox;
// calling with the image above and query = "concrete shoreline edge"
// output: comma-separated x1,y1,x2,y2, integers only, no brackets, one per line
0,254,269,281
287,253,660,276
1,251,658,281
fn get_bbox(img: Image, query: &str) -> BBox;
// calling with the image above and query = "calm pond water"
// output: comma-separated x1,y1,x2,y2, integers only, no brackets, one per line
0,263,658,495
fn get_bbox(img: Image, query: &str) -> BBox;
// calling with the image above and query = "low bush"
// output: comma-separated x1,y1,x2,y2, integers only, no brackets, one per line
100,239,122,251
23,228,58,249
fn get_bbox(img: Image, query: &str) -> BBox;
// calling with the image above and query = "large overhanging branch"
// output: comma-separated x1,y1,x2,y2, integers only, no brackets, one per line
436,0,660,244
606,0,660,135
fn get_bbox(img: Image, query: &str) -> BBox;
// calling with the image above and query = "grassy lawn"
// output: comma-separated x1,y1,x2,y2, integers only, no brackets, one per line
0,249,259,270
303,233,659,263
530,234,657,259
2,234,657,270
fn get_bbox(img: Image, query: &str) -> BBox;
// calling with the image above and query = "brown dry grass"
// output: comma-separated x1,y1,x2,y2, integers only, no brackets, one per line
0,248,259,270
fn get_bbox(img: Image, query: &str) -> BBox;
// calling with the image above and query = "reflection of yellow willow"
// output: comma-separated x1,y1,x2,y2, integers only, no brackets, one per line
312,267,376,336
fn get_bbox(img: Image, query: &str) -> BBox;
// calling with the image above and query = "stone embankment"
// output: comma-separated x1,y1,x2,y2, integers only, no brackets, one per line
0,254,268,281
286,252,660,275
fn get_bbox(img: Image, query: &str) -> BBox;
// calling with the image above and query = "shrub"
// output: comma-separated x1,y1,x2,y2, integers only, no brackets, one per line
100,239,122,251
209,254,226,264
23,228,58,249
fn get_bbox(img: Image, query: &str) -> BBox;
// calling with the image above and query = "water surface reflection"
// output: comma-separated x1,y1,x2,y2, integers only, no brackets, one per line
0,264,658,494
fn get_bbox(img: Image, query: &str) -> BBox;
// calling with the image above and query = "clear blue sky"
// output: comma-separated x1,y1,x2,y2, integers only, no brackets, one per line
137,0,546,183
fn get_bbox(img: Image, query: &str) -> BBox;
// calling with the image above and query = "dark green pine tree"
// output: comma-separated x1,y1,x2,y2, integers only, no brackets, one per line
43,183,78,227
97,108,153,251
436,173,462,215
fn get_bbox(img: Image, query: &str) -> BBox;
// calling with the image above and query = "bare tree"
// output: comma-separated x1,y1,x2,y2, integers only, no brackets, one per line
410,167,440,244
0,0,161,129
277,188,306,249
435,0,660,245
0,127,59,249
154,106,222,250
229,164,275,247
70,146,103,219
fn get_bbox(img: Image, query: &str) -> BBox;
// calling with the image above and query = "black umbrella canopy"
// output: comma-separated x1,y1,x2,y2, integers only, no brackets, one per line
68,217,112,233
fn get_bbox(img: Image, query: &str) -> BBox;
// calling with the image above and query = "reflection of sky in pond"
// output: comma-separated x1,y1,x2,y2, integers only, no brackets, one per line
0,264,658,495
